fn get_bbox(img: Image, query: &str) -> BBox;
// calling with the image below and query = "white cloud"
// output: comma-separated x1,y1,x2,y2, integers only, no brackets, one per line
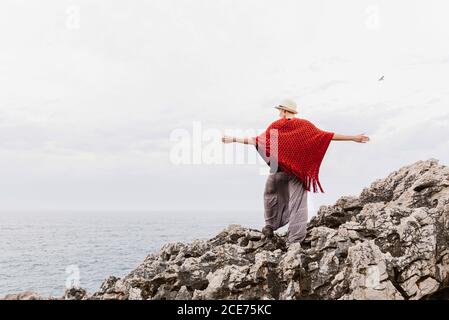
1,0,449,212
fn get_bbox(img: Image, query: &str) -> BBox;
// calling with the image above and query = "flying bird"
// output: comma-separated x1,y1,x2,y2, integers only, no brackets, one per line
378,75,384,81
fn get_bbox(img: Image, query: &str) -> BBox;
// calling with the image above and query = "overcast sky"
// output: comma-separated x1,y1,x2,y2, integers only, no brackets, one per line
1,0,449,216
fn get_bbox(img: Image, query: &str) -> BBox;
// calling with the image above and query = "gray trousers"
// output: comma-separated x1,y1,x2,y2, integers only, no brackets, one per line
264,171,308,244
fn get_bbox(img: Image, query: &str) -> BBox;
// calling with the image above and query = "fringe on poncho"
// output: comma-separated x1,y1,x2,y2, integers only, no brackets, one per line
254,118,334,193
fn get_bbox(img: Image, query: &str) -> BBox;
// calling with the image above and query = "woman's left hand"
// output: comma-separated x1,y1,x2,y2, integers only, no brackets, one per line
221,136,235,144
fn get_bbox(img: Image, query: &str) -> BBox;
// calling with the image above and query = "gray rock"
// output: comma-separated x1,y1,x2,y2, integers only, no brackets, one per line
3,291,45,300
5,159,449,300
63,287,88,300
90,159,446,300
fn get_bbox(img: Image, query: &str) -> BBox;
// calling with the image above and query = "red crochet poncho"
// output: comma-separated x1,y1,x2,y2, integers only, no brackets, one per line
255,118,334,193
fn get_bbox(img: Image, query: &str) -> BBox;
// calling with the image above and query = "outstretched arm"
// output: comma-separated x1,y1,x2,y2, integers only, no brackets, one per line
221,136,256,145
332,133,370,143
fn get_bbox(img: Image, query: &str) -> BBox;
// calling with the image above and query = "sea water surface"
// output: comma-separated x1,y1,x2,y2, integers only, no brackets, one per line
0,210,261,297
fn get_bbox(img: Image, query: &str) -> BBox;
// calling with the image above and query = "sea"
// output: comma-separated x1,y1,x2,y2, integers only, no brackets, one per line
0,210,263,297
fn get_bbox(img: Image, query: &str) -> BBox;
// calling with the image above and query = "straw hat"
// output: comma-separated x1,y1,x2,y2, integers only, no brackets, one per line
274,99,298,114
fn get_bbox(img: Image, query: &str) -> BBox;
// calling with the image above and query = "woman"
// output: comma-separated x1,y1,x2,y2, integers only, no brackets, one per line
222,99,370,246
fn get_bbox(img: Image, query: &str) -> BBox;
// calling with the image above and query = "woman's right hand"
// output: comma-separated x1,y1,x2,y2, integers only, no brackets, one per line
353,134,370,143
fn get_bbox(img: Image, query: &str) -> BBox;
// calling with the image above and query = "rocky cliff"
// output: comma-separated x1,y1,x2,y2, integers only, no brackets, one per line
4,159,449,300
